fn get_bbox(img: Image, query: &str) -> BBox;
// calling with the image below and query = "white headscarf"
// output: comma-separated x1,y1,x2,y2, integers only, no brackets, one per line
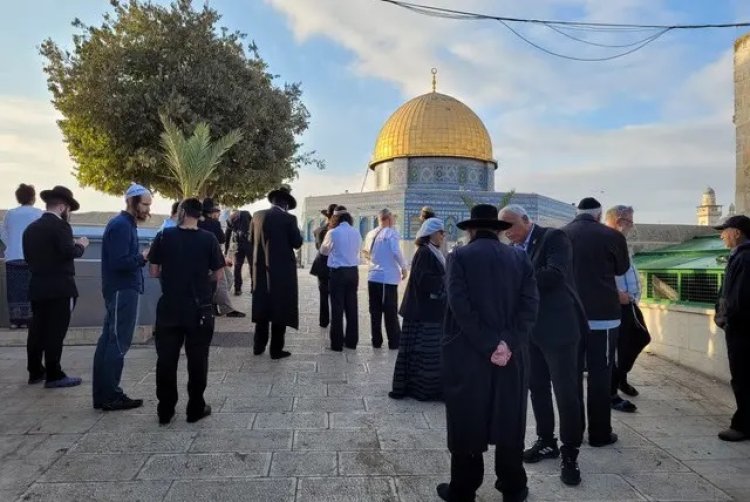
125,182,151,200
417,218,446,267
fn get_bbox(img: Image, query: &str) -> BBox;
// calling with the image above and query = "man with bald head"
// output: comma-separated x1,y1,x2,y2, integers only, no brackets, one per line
500,204,584,486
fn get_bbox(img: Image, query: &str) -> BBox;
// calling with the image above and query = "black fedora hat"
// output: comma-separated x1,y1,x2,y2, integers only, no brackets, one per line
321,203,338,218
202,197,220,214
267,185,297,210
40,185,80,212
457,204,512,231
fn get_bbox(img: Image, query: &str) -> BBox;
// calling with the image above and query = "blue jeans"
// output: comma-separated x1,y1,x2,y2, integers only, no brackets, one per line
92,289,140,406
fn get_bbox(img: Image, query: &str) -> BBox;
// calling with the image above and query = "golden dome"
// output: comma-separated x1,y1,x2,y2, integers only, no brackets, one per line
370,91,495,168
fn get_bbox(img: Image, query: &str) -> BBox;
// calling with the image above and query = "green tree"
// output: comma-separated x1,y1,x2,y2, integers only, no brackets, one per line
41,0,320,206
160,114,242,199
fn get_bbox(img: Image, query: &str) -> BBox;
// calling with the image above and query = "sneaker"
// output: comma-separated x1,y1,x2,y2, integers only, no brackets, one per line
589,432,618,447
561,455,582,486
187,405,212,423
612,396,637,413
270,351,291,360
718,428,749,442
102,396,144,411
619,381,639,397
226,310,246,318
523,438,560,463
45,376,82,388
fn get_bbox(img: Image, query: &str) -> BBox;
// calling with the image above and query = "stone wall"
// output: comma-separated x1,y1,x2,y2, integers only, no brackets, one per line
735,33,750,215
640,303,730,382
627,223,717,253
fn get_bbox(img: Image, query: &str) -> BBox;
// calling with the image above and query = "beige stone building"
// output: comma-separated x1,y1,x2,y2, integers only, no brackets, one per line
735,33,750,215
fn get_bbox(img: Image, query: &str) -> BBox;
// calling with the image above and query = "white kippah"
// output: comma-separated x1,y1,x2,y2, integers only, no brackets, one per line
125,182,150,200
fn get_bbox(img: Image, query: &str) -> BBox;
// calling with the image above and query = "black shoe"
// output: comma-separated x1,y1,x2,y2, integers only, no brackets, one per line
719,428,749,442
372,343,383,349
619,381,639,397
28,372,45,385
270,351,291,360
253,348,265,356
503,486,529,502
612,396,637,413
226,310,246,318
159,411,175,425
344,342,357,350
436,483,451,501
561,454,581,486
102,396,144,411
233,290,242,296
187,405,212,423
589,432,618,447
388,391,405,400
523,438,560,463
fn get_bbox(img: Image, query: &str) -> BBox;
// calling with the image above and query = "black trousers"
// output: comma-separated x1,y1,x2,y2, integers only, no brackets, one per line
367,281,400,348
154,323,213,418
579,328,618,442
234,245,250,293
27,298,73,381
254,321,287,356
318,277,330,328
449,448,528,500
727,329,750,433
611,305,649,395
529,340,582,450
329,267,359,350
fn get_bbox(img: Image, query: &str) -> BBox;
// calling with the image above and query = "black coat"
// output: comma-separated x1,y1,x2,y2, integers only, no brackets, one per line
309,223,330,280
226,210,251,255
527,226,587,348
250,207,304,329
442,233,539,454
22,213,85,301
198,218,225,246
716,242,750,331
399,245,445,322
562,214,630,322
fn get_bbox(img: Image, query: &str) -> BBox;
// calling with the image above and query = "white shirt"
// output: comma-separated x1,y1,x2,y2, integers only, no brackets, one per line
1,205,43,261
364,226,408,285
616,263,641,304
321,222,362,268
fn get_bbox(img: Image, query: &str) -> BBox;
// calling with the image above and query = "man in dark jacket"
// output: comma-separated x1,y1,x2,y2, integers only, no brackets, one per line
92,183,151,411
714,215,750,442
250,186,303,359
563,197,630,447
310,203,337,328
500,204,583,486
226,210,252,296
22,186,89,388
198,198,226,246
439,204,538,502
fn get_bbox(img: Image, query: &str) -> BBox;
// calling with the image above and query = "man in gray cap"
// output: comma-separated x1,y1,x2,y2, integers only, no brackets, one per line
563,197,630,447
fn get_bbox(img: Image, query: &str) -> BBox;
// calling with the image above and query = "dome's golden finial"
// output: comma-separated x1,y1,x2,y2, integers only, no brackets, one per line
431,67,437,93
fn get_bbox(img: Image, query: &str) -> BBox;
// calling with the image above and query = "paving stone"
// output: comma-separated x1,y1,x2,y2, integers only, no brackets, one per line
41,453,149,482
254,412,328,429
650,435,749,461
221,397,294,413
165,479,295,502
190,430,292,452
90,411,253,432
26,412,102,435
578,447,689,475
296,372,348,385
71,432,196,453
0,414,42,434
294,430,379,451
269,451,337,476
684,459,750,489
294,397,366,412
330,412,429,429
615,415,720,439
296,476,397,502
339,450,450,475
365,396,443,413
19,481,172,502
327,383,392,397
624,473,732,501
270,382,327,397
138,452,271,480
378,429,447,450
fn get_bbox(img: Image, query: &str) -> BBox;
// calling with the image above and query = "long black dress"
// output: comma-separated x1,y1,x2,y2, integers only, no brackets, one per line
391,244,446,401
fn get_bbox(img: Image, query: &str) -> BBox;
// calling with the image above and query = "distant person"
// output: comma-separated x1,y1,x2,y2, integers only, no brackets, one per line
198,198,226,245
310,204,337,328
148,198,225,424
363,208,408,349
320,206,362,351
714,215,750,442
160,201,180,231
420,206,436,222
563,197,630,447
22,186,89,388
390,217,446,401
249,186,303,359
500,204,584,487
226,209,252,296
438,204,538,502
2,184,43,328
605,205,651,414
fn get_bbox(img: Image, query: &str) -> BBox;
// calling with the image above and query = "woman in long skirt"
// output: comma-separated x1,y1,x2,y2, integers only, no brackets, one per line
390,218,446,401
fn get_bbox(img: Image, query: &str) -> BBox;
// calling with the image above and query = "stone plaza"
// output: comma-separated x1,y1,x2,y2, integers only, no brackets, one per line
0,270,749,502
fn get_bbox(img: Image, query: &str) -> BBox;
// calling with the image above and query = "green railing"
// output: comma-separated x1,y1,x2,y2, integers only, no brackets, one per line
639,269,724,307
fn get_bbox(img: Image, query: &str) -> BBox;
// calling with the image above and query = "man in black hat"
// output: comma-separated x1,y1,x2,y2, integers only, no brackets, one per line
249,185,303,359
310,203,337,328
438,204,538,502
148,197,225,424
198,198,226,245
563,197,630,447
225,209,252,296
713,215,750,441
22,186,90,388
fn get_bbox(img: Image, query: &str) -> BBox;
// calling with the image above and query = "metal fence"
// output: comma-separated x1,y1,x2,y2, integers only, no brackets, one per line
640,270,723,307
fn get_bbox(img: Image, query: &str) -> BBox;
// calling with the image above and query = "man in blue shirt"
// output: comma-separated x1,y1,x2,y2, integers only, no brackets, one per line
92,183,152,411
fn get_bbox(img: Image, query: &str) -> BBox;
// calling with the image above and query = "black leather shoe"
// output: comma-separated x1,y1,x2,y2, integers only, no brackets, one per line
589,432,618,447
270,351,291,360
436,483,451,501
28,372,46,385
388,391,405,400
619,381,639,397
187,405,212,423
158,410,175,425
503,486,529,502
253,348,265,356
102,396,143,411
226,310,246,318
